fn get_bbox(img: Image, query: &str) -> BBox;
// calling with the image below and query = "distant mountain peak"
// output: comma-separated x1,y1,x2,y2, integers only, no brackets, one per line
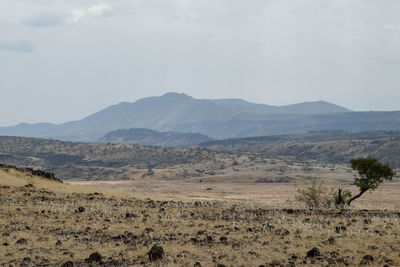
161,92,193,99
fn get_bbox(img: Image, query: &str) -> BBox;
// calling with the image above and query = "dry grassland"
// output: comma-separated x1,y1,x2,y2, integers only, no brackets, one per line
1,166,400,267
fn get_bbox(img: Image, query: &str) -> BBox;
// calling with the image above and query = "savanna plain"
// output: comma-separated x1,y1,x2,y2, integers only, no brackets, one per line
1,153,400,267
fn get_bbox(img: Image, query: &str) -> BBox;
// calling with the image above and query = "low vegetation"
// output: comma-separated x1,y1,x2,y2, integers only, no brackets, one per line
1,167,400,266
296,158,395,209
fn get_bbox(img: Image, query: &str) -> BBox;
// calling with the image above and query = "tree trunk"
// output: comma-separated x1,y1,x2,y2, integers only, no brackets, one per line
347,189,368,206
335,188,343,207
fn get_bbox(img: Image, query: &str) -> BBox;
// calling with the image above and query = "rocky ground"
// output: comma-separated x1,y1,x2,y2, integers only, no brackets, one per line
1,171,400,267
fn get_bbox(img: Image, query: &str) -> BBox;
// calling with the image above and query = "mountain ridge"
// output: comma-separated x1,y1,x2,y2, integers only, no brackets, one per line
2,92,397,142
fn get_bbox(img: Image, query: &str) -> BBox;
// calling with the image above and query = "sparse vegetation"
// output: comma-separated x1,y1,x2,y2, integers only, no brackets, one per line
295,180,333,208
1,167,400,266
347,157,396,206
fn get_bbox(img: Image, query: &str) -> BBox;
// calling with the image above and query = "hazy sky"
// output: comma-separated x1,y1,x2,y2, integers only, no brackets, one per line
1,0,400,126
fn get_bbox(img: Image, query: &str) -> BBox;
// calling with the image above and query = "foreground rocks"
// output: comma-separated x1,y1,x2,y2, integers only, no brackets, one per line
1,184,399,266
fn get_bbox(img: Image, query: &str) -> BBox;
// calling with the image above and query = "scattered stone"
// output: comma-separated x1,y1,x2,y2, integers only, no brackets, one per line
61,261,74,267
86,252,102,263
194,262,202,267
148,244,164,261
219,236,228,243
306,247,321,258
335,226,347,233
285,209,294,214
125,213,136,219
16,238,28,245
360,255,374,265
76,206,85,213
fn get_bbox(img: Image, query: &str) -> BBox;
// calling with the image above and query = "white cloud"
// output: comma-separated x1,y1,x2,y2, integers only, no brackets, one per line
68,9,86,24
88,4,112,17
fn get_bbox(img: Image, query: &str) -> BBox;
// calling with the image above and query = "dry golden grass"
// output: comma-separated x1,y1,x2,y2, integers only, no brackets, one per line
1,168,400,266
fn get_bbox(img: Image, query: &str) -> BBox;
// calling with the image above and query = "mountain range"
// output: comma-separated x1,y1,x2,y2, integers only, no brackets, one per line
1,92,400,142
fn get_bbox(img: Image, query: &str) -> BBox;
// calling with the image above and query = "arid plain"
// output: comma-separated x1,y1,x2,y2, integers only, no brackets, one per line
2,160,400,266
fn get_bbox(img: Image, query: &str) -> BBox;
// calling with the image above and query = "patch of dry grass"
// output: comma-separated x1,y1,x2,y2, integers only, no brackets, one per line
1,169,400,266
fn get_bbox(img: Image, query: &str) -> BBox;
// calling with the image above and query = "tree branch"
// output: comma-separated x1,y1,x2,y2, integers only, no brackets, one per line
347,189,368,206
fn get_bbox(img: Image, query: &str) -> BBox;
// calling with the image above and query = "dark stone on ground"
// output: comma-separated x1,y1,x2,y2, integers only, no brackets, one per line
77,206,85,213
61,261,74,267
86,252,102,263
306,247,321,258
16,238,28,245
360,255,374,265
148,244,164,261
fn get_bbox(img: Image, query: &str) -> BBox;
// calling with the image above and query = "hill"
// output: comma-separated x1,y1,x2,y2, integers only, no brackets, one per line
100,128,212,147
199,130,400,168
0,92,358,141
1,132,400,181
0,136,221,180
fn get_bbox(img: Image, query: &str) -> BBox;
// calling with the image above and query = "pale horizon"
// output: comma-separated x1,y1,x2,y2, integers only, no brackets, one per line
1,0,400,126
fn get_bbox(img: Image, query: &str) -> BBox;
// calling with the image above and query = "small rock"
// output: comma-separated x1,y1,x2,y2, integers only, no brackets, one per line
194,262,202,267
87,252,102,263
16,238,28,245
125,213,135,219
61,261,74,267
360,255,374,265
76,206,85,213
286,209,294,214
306,247,321,258
335,226,347,233
148,244,164,261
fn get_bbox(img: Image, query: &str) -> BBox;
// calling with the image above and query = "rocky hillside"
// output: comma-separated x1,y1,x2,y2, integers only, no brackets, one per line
0,136,217,180
100,128,212,147
199,130,400,168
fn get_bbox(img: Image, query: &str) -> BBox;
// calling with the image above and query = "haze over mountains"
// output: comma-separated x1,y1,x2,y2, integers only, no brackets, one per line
100,128,212,147
1,92,400,143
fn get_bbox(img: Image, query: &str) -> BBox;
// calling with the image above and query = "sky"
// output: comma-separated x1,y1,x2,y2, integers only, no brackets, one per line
1,0,400,126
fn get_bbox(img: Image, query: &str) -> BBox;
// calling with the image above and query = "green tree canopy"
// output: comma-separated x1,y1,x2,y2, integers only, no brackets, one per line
347,157,395,205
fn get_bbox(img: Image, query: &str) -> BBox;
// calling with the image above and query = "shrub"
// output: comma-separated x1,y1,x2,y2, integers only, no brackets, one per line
295,180,351,209
295,180,331,208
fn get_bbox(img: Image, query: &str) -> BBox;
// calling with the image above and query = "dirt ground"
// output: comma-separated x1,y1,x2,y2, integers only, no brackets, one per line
2,166,400,266
68,179,400,210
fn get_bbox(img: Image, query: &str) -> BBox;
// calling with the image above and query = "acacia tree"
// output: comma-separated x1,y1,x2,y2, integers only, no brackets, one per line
347,157,395,206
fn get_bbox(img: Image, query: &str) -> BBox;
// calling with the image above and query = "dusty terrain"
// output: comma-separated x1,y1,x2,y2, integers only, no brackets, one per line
1,166,400,266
